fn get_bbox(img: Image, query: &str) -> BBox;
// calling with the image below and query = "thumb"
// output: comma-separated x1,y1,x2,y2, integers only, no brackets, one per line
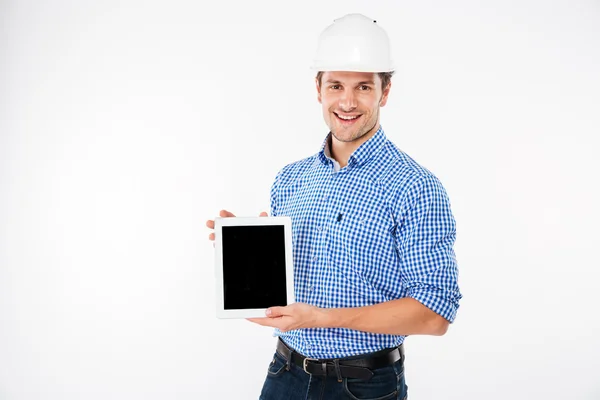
259,211,268,217
219,209,236,218
266,306,285,317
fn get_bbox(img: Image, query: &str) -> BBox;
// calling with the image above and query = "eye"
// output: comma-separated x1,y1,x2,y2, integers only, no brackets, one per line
330,84,341,90
359,85,371,91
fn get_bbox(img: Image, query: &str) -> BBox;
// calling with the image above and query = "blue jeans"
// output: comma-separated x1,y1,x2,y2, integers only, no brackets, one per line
259,349,408,400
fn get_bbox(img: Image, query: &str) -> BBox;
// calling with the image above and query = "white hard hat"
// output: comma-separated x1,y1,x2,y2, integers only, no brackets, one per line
311,13,394,73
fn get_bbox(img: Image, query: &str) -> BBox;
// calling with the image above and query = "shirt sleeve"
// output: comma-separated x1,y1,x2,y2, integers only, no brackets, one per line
269,168,282,217
393,174,462,323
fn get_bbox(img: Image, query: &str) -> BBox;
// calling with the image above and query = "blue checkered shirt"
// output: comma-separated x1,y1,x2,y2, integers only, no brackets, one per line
270,126,462,359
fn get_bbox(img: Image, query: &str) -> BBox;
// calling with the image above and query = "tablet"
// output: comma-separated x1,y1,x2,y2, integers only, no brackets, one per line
214,216,295,319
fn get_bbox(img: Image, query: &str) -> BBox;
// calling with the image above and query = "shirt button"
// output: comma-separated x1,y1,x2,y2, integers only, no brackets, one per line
307,285,313,291
306,344,312,349
313,256,318,262
317,226,322,232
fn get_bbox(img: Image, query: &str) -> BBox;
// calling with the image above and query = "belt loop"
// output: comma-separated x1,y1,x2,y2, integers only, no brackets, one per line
279,338,294,371
333,359,342,383
286,349,293,371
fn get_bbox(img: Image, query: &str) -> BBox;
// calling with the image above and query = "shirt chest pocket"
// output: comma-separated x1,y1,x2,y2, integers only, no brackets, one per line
328,207,394,275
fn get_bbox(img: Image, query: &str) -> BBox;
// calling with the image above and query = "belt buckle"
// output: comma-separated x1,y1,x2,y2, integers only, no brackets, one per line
303,357,318,374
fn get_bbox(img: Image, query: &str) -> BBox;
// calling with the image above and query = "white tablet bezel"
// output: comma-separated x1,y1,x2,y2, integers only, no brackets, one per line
214,216,295,319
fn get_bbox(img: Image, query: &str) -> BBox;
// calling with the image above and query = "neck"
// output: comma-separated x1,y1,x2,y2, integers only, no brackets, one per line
330,122,379,168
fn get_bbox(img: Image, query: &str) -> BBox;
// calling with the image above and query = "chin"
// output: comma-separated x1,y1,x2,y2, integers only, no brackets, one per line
331,131,361,143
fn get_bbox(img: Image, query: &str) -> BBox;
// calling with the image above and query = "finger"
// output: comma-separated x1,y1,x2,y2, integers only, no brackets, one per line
208,232,215,241
219,210,236,218
266,306,285,318
247,317,277,327
206,220,215,229
259,211,268,217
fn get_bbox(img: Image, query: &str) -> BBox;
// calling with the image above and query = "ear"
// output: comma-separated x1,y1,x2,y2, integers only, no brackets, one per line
379,82,392,107
316,78,322,104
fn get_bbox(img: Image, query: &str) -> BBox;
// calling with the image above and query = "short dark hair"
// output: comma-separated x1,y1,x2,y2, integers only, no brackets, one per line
316,71,394,90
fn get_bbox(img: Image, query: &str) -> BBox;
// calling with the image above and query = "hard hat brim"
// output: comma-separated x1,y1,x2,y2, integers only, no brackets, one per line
310,63,395,73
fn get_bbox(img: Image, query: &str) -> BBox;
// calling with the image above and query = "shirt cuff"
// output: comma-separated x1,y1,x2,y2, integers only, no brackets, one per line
408,288,459,323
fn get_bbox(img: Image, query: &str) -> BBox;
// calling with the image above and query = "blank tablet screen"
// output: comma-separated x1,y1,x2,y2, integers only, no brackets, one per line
221,225,288,310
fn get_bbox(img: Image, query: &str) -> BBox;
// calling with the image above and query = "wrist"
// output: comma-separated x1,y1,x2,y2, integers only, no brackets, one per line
315,307,336,329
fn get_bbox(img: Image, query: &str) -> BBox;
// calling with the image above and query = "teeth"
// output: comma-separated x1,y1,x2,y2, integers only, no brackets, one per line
338,114,359,120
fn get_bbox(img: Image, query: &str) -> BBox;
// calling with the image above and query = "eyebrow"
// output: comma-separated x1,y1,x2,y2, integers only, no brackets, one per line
325,80,375,85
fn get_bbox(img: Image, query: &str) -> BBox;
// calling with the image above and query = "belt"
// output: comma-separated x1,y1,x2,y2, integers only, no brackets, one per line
275,338,404,381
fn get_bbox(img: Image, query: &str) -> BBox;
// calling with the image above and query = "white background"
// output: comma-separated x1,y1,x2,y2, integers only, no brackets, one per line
1,0,599,399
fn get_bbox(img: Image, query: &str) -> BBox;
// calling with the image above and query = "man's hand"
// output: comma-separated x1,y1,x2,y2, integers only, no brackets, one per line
247,303,325,332
206,209,268,244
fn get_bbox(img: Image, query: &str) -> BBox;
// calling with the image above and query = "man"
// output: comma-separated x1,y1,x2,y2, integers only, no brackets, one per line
206,13,461,399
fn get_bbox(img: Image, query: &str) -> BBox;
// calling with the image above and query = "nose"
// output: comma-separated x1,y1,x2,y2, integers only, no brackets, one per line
338,88,357,112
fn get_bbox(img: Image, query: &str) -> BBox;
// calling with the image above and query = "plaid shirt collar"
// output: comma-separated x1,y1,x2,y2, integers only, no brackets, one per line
318,125,387,169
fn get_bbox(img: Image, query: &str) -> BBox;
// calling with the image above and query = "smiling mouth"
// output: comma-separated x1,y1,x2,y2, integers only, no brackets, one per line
334,112,361,123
